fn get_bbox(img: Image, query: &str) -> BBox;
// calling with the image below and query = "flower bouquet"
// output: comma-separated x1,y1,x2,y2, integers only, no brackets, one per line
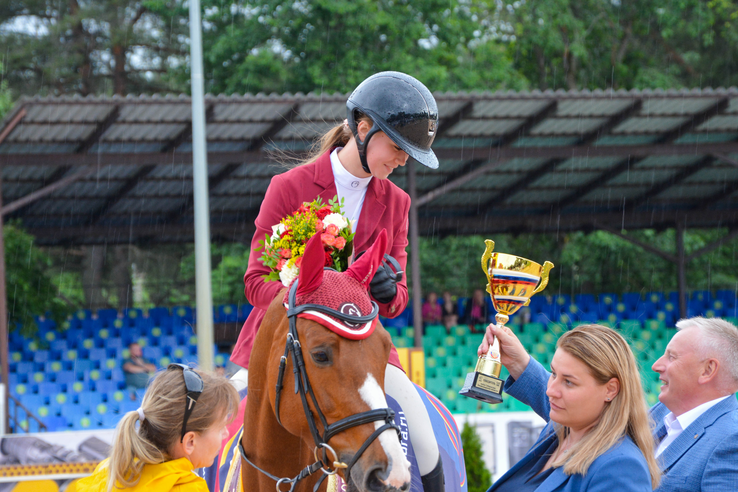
258,196,355,286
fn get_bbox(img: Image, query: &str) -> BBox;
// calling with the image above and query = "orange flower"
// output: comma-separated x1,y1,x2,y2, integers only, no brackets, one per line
333,236,347,249
321,233,336,247
325,224,339,235
279,249,292,258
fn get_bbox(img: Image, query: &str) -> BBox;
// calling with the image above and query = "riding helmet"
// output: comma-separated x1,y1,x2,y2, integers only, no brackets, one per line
346,71,439,172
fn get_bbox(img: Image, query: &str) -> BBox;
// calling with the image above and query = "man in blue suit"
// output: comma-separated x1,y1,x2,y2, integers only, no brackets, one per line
650,316,738,491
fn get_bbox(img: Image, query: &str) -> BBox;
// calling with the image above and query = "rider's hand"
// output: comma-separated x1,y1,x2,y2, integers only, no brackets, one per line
369,254,402,304
477,323,530,381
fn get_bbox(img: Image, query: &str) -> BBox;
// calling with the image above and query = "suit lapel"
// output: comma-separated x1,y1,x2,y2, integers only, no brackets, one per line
490,430,559,491
355,179,386,249
658,396,738,473
537,467,570,492
313,150,339,206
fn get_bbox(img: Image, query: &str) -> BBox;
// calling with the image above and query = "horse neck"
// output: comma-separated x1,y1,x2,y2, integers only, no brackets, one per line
242,300,322,490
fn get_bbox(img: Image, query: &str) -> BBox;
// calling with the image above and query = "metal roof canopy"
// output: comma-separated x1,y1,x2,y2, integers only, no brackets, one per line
1,89,738,246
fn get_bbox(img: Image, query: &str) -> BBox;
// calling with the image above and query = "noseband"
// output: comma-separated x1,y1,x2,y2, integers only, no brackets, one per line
240,276,402,492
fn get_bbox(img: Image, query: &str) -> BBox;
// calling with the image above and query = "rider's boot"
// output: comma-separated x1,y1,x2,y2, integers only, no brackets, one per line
421,455,445,492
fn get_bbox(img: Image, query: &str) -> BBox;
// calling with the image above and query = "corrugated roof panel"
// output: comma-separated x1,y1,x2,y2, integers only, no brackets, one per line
206,123,271,140
24,104,114,123
389,175,406,189
298,101,345,121
458,172,521,190
511,136,580,147
530,171,602,188
25,198,105,215
129,180,192,197
633,155,701,168
0,142,77,154
2,165,60,180
696,115,738,131
118,104,191,122
493,157,549,172
110,197,184,214
149,164,193,179
210,196,264,210
656,184,724,199
102,123,184,142
193,141,249,151
88,165,142,180
431,137,497,148
556,99,634,117
579,186,648,203
593,135,659,145
608,169,677,185
90,142,163,153
683,166,738,183
438,100,470,119
275,121,337,139
641,97,720,116
471,99,551,118
10,124,94,142
612,116,687,134
232,163,279,178
557,156,623,171
51,180,124,198
431,191,488,207
446,119,523,137
214,102,294,122
727,97,738,114
674,132,738,144
3,183,43,200
530,117,609,136
417,175,446,190
506,189,567,205
212,178,271,194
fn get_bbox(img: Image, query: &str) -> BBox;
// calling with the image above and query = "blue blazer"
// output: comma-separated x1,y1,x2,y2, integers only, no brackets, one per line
488,358,652,492
650,394,738,491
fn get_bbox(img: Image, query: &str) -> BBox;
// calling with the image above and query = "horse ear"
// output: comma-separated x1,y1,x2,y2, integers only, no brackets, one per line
346,228,388,290
295,232,325,296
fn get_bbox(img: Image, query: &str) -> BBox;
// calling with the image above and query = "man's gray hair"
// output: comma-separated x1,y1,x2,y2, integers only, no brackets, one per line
676,317,738,386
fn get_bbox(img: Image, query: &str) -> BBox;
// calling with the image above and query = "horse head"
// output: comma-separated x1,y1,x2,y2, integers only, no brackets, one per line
242,229,411,492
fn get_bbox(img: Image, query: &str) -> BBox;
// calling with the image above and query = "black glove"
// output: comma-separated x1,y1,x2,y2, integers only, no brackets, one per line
369,254,403,304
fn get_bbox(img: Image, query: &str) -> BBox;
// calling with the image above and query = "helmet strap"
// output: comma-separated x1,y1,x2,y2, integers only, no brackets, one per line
350,117,381,175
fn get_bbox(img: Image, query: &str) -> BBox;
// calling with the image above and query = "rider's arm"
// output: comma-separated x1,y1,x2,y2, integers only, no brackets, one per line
376,193,409,319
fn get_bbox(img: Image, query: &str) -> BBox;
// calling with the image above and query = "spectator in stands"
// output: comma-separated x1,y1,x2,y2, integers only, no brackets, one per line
463,289,489,333
648,317,738,491
441,291,458,334
422,291,442,326
480,323,660,492
77,364,239,492
123,342,156,401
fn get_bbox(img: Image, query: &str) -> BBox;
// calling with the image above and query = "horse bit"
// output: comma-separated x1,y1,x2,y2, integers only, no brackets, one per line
239,276,402,492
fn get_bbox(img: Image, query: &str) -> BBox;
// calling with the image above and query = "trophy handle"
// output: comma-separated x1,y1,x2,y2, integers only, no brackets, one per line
531,261,555,296
481,240,495,296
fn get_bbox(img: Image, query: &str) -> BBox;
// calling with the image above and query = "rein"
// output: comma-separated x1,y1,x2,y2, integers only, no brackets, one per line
240,276,402,492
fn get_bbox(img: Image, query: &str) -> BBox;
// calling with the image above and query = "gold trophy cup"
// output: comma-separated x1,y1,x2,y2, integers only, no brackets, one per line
459,240,554,404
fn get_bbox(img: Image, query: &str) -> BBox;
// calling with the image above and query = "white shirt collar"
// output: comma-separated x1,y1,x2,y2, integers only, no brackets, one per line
666,394,731,431
330,148,372,192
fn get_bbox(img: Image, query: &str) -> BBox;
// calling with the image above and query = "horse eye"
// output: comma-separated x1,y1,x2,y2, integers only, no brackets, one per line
311,351,330,364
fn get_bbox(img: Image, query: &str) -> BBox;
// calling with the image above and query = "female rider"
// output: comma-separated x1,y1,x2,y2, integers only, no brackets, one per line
230,71,445,491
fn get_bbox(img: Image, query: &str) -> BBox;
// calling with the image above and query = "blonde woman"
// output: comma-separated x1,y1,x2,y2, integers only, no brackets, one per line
479,324,660,492
77,364,239,492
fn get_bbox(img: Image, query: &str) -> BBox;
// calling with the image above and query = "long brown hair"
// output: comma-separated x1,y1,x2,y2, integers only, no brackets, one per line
552,325,660,488
105,367,239,491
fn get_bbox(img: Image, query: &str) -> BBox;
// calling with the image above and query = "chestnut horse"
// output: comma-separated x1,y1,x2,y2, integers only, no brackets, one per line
238,230,411,492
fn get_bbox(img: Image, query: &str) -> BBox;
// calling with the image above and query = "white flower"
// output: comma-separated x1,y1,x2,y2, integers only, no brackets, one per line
279,261,299,287
271,223,286,241
323,213,348,230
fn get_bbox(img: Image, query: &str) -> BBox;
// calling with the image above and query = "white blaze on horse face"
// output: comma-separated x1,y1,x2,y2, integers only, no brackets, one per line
358,374,412,487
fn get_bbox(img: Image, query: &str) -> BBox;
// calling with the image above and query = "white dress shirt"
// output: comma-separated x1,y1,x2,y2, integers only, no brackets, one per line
655,395,731,456
330,148,372,230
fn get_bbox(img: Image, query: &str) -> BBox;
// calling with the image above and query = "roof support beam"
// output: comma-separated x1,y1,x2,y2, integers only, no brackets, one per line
247,103,300,151
627,155,715,209
88,165,158,225
553,97,729,213
415,101,557,207
1,165,97,216
597,224,677,263
436,101,474,139
76,106,120,153
0,108,27,145
161,104,214,153
483,99,644,211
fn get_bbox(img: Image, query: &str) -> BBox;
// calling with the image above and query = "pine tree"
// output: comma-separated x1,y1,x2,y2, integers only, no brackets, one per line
461,422,492,492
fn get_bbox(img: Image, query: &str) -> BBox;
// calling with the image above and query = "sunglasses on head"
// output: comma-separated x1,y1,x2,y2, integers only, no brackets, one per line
168,363,204,442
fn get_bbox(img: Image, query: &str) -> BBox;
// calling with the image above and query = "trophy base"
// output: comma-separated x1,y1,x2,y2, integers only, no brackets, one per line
459,371,504,405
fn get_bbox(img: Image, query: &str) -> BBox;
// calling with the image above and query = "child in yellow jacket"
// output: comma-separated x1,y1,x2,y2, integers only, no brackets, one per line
77,363,239,492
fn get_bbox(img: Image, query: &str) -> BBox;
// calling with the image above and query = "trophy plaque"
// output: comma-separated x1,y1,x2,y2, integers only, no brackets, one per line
459,240,554,404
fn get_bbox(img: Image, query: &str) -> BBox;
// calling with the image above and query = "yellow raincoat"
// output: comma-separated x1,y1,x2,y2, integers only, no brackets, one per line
76,457,209,492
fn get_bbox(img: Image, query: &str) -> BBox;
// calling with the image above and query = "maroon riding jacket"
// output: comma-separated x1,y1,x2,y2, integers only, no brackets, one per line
230,149,409,369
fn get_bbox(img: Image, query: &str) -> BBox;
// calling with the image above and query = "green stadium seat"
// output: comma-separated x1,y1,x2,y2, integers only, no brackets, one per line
425,325,446,338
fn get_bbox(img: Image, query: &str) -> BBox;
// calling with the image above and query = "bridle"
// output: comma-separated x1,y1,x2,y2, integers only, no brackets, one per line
239,276,402,492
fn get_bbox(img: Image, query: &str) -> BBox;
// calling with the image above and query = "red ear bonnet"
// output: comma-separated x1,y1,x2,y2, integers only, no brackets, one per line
283,229,389,340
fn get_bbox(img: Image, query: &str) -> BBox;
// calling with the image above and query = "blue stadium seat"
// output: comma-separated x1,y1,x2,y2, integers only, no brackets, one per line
77,391,105,408
32,350,51,364
19,394,46,410
54,371,77,386
43,415,69,432
37,382,62,396
71,359,95,373
622,292,642,309
15,361,34,374
217,304,239,323
88,348,107,360
161,335,178,348
95,380,119,393
50,340,68,352
574,294,596,312
691,290,713,305
142,346,163,360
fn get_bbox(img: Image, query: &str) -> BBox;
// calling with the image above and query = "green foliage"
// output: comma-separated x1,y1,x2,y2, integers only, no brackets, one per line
4,222,69,334
461,422,492,492
0,61,12,119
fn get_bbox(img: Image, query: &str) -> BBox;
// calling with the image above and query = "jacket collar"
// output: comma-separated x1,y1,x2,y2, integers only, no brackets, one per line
656,395,738,473
313,148,386,247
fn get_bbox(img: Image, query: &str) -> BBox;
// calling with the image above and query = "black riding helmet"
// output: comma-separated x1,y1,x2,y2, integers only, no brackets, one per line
346,71,439,173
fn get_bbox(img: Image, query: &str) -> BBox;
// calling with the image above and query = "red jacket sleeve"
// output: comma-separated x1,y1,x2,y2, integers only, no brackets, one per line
243,173,294,311
375,192,409,318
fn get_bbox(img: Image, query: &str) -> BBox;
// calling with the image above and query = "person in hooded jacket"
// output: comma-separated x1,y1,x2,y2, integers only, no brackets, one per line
77,364,239,492
229,71,446,490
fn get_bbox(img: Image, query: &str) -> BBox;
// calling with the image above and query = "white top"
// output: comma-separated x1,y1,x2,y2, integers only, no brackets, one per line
655,395,731,456
330,148,372,230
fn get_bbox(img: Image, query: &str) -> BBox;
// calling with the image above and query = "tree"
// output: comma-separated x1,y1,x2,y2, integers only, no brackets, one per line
461,422,492,492
0,61,12,118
